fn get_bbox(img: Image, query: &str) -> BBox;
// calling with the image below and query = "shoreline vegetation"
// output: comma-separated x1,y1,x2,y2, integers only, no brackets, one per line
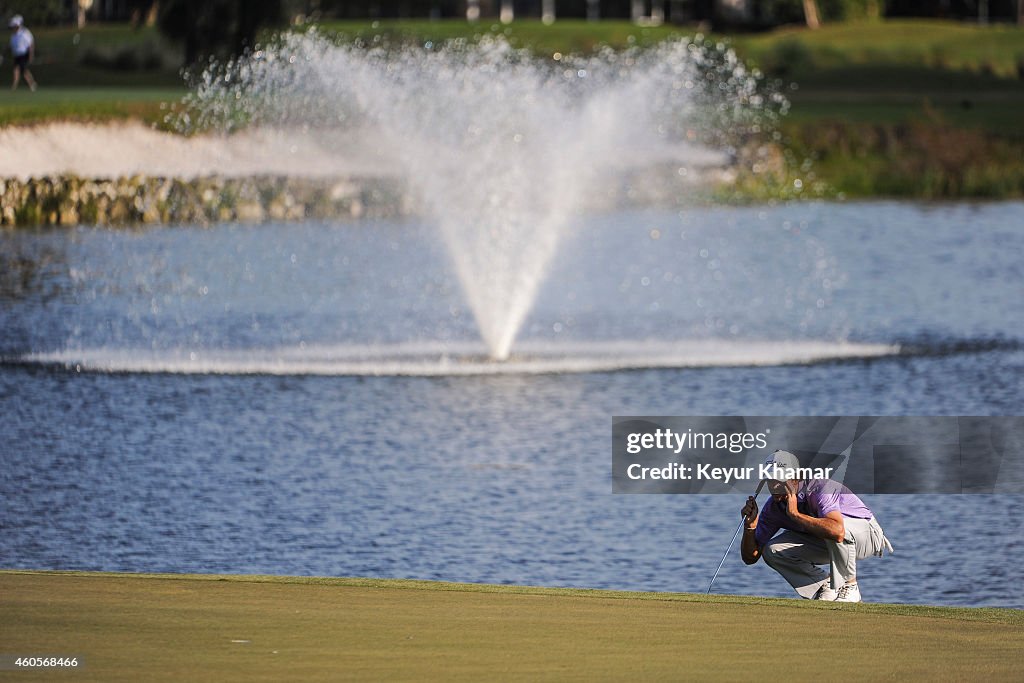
2,570,1021,681
0,19,1023,221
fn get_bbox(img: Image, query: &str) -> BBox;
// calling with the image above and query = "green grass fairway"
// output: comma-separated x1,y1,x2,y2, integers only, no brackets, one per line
0,88,183,127
7,20,1024,136
1,571,1021,681
730,19,1024,79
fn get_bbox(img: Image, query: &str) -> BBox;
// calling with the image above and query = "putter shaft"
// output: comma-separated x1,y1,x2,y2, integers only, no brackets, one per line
706,479,765,594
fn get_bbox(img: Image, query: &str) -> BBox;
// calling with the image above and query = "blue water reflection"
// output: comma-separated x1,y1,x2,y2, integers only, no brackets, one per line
1,201,1022,608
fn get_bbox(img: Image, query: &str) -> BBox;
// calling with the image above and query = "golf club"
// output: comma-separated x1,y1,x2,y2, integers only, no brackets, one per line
706,479,766,594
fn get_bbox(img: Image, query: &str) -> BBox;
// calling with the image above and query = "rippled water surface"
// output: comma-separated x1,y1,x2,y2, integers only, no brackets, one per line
2,202,1022,608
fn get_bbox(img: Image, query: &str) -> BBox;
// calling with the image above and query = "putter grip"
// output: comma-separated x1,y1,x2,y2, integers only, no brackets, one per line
741,479,766,516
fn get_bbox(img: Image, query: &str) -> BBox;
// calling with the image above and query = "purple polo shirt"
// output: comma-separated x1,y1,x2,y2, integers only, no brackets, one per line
754,479,873,547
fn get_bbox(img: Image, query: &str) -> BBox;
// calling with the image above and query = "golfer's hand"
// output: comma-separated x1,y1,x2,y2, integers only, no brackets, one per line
741,496,758,529
784,488,799,517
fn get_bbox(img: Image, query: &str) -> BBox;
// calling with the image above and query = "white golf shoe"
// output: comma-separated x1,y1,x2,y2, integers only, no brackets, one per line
812,584,837,600
835,583,862,603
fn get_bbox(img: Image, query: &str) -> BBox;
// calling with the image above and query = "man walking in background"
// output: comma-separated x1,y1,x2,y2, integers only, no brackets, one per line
740,450,894,602
8,15,36,91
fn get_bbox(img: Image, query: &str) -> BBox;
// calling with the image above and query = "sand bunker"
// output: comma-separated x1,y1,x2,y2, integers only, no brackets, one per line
0,121,730,183
0,122,401,180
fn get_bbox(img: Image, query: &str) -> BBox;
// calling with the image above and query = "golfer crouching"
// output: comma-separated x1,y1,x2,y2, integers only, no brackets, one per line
740,450,894,603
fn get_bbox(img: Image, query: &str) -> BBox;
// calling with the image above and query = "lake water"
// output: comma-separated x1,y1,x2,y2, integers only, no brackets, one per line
1,201,1022,608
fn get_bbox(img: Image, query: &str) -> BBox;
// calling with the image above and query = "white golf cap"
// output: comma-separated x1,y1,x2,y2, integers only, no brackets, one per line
762,449,801,482
8,15,23,28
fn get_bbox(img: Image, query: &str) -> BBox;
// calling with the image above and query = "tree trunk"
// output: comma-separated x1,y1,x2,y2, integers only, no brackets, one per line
803,0,821,29
651,0,665,24
184,32,198,67
542,0,555,24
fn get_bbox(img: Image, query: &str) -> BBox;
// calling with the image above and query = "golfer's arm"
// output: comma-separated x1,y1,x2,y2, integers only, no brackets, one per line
740,527,761,564
787,510,845,543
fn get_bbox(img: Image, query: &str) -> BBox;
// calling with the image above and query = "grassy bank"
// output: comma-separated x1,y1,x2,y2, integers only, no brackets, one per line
3,19,1024,198
782,119,1024,198
1,570,1021,681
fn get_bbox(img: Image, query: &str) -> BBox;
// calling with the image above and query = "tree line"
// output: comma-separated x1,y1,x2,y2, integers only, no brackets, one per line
3,0,1021,67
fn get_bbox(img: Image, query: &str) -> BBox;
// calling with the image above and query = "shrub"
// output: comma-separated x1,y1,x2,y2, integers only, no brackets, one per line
79,42,166,72
763,38,814,77
0,0,67,26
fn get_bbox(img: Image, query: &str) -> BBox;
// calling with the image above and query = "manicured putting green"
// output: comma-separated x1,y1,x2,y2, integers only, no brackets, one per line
1,571,1021,681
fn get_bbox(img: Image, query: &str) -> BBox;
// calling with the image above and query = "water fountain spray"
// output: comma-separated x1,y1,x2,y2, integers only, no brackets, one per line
178,31,785,361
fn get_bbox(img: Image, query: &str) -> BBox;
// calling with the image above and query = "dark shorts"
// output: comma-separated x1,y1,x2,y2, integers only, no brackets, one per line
13,54,29,70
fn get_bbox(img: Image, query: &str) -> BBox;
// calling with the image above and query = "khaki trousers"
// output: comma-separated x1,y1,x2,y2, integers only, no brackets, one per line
761,516,891,598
